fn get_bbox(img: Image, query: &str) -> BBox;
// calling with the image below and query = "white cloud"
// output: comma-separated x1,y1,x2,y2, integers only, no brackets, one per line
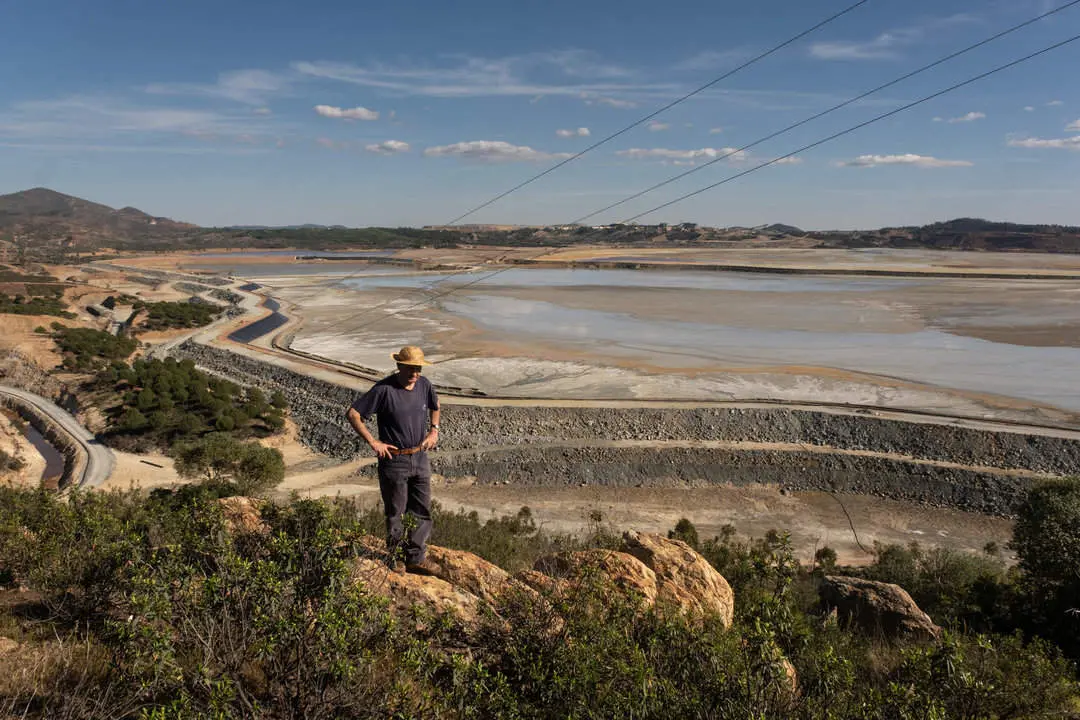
253,107,272,116
809,14,976,60
708,127,724,134
1007,136,1080,150
423,140,571,162
145,69,290,105
647,121,670,132
314,104,379,120
1024,106,1035,112
838,153,973,168
1067,119,1080,132
616,146,747,163
772,156,804,165
1047,100,1064,106
946,111,985,124
365,140,410,155
294,53,664,103
580,93,639,109
556,127,590,138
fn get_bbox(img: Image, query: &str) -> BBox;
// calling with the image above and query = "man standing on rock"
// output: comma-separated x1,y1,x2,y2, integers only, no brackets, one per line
347,346,440,575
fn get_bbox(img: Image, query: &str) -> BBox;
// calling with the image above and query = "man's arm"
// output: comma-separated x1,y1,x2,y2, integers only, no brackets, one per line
421,407,440,451
346,407,396,459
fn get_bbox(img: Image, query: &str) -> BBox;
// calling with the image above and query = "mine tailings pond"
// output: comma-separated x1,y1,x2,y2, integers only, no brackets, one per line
228,297,288,343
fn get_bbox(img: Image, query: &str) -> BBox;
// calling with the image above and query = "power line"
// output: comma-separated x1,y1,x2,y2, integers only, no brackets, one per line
622,32,1080,224
316,0,873,312
324,32,1080,338
445,0,871,226
316,2,1074,337
571,0,1080,226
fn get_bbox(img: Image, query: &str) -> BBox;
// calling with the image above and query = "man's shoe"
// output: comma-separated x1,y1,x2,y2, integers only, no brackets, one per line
405,559,438,576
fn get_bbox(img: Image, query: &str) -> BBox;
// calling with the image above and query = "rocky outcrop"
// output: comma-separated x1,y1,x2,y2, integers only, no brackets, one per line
425,545,523,606
350,557,484,628
819,575,941,640
622,531,735,626
534,549,658,605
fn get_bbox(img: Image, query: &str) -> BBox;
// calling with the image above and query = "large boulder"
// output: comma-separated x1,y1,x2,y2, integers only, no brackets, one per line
533,549,658,606
425,545,524,606
621,531,734,627
819,575,941,640
350,557,483,628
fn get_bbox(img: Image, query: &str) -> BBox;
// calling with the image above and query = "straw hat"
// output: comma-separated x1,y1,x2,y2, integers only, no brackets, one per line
391,345,432,366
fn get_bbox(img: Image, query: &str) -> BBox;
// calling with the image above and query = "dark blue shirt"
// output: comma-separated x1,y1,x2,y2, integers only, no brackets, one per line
351,375,439,449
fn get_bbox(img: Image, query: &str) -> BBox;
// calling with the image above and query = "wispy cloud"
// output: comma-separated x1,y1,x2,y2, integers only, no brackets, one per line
423,140,571,162
1008,135,1080,150
936,111,985,123
254,107,273,116
838,153,973,168
809,14,977,60
314,104,379,120
1024,106,1035,112
556,127,590,138
616,146,747,163
0,96,267,144
365,139,410,154
293,53,665,107
582,94,639,109
708,127,724,134
1067,119,1080,132
1047,100,1064,106
145,69,290,105
647,121,670,132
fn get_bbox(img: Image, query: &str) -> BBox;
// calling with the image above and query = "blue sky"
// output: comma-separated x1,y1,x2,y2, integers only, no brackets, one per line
1,0,1078,229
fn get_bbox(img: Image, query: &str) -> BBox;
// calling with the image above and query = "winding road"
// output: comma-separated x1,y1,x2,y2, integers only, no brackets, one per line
0,385,115,488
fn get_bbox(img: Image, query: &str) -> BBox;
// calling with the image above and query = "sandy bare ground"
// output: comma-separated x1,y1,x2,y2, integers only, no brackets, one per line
99,450,180,492
0,411,45,487
278,456,1013,566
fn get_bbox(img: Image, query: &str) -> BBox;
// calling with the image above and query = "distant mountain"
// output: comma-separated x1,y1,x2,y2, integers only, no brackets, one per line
757,223,804,236
810,217,1080,253
0,187,194,247
224,223,349,230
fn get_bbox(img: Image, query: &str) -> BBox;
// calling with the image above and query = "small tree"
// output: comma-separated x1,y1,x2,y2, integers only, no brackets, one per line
173,433,284,496
1011,477,1080,652
668,518,700,549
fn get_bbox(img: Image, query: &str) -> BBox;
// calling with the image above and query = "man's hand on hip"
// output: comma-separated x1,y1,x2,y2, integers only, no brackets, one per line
370,441,397,459
420,428,439,451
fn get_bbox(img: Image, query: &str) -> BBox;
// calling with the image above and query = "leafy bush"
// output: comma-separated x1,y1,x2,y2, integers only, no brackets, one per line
0,489,1076,719
863,541,1009,630
0,290,75,318
172,433,284,495
1012,477,1080,656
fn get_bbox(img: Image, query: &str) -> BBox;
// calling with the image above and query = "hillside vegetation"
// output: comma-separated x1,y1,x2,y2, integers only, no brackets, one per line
0,478,1077,718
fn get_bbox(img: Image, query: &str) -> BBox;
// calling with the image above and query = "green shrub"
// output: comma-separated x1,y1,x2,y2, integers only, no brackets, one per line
1012,477,1080,655
172,433,284,496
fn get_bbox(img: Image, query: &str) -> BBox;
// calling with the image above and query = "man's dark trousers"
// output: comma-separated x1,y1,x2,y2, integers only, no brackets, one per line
378,451,433,564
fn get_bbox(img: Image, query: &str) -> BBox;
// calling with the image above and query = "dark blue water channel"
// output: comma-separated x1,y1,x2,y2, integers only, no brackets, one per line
227,298,288,343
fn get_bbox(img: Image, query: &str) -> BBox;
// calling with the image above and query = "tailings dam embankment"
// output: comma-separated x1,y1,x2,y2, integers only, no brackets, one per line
169,340,1080,517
